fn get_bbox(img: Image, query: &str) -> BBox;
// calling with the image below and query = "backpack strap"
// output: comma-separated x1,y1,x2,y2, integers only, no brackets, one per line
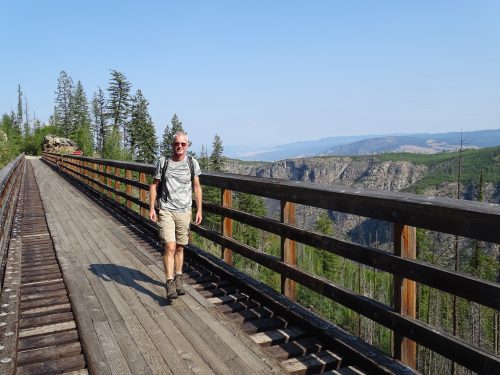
160,157,169,185
187,156,194,185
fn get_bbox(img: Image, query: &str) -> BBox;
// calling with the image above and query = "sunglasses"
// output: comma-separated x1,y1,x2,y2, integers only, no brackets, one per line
173,142,187,147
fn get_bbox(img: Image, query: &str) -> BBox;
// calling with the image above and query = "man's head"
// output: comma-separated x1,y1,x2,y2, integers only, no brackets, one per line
172,131,188,160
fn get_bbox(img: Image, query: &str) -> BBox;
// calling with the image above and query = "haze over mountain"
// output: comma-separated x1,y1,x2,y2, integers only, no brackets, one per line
224,129,500,161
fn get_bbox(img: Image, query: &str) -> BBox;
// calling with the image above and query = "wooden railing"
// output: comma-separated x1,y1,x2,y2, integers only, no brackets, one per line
0,154,25,285
42,152,500,374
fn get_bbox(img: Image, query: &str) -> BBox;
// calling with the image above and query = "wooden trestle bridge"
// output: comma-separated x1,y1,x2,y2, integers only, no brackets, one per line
0,153,498,374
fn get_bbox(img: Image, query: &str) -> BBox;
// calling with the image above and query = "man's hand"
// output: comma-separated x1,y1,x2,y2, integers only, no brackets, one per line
149,209,157,222
194,210,202,225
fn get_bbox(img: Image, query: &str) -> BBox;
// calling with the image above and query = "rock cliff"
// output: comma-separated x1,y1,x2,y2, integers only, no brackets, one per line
222,156,498,249
225,156,427,191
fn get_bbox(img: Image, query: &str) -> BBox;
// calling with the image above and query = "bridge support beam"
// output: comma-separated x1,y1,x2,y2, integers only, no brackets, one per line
393,223,417,368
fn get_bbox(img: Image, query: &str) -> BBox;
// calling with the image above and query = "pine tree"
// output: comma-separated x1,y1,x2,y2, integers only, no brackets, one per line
161,114,186,156
107,70,131,147
102,126,124,160
55,71,74,137
0,113,21,165
15,85,23,134
160,125,171,156
91,87,107,154
314,212,333,236
71,81,93,155
313,212,337,278
23,95,30,139
210,134,224,171
199,144,210,170
234,192,267,248
129,89,158,163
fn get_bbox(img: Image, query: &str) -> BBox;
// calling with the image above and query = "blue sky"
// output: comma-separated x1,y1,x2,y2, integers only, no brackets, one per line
1,1,499,151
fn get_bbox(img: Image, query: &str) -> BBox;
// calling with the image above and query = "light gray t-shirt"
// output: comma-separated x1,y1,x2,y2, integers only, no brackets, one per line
154,156,201,212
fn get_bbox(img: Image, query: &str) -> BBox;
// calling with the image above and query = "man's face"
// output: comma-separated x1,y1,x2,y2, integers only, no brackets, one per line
173,136,188,158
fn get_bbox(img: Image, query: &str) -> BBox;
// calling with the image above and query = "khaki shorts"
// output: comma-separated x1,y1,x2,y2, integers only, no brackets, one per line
158,209,191,245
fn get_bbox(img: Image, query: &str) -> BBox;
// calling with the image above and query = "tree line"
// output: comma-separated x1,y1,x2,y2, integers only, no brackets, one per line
0,70,224,169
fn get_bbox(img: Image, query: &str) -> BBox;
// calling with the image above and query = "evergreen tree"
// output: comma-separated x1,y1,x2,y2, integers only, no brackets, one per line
71,81,93,155
0,123,10,167
199,144,210,170
48,106,61,132
55,71,74,137
202,134,225,233
161,114,186,156
107,70,131,147
210,134,224,171
160,125,171,156
91,87,107,154
0,113,21,166
314,212,333,236
234,192,267,248
313,212,337,278
23,95,30,138
102,126,125,160
15,85,23,134
129,89,158,163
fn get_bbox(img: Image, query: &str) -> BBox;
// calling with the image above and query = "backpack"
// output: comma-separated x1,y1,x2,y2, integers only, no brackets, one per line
156,156,195,207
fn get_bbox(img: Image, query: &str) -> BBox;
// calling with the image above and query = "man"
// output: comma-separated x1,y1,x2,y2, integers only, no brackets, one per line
149,131,202,300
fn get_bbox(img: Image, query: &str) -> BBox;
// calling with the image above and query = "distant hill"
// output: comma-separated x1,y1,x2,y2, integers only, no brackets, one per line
226,129,500,161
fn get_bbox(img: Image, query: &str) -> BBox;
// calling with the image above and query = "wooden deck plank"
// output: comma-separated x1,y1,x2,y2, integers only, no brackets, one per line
94,320,133,375
91,227,219,374
102,225,283,375
62,212,154,375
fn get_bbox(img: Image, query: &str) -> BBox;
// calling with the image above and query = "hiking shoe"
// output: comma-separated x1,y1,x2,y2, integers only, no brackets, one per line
174,274,185,295
166,279,178,300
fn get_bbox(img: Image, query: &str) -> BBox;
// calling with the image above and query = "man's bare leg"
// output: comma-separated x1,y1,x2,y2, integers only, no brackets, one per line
164,242,177,299
174,245,185,295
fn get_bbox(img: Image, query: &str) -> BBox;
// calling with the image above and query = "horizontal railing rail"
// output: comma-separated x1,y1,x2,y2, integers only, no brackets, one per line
0,154,25,285
42,152,500,374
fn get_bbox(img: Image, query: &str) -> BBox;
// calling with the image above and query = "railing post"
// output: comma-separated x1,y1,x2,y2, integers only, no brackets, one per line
221,189,233,264
139,172,147,217
106,165,112,198
393,223,417,368
126,170,132,209
93,162,98,190
99,164,105,193
280,200,296,300
115,167,121,204
82,160,87,182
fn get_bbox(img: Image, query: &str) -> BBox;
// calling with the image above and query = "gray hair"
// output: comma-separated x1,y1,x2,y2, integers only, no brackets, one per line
173,131,189,144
